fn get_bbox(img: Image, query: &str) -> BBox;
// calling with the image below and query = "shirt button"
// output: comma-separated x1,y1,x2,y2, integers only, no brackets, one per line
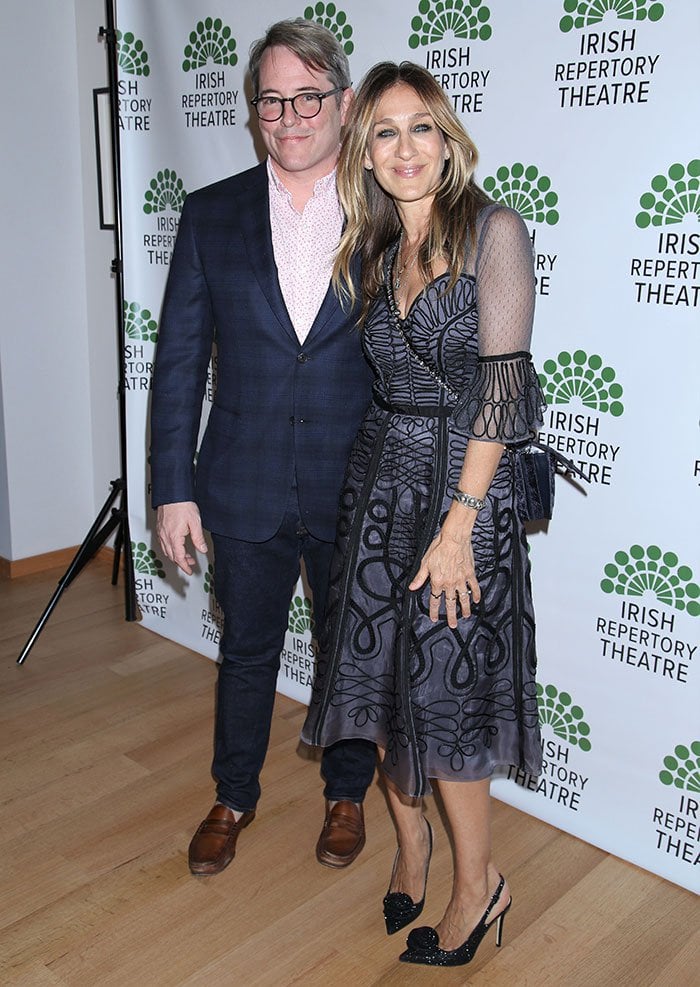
297,353,309,363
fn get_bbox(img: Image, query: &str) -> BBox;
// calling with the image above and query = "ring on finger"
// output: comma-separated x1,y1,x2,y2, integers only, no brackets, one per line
430,591,441,600
446,595,457,602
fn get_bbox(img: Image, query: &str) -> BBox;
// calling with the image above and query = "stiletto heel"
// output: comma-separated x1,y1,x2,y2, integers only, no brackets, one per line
382,819,433,935
399,873,511,967
495,905,507,948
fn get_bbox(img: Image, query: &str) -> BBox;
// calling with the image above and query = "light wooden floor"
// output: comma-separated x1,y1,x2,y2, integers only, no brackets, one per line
1,560,697,986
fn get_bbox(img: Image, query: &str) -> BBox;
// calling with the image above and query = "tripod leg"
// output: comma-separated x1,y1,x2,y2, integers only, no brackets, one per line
16,581,74,666
112,517,123,585
17,481,121,665
121,516,138,621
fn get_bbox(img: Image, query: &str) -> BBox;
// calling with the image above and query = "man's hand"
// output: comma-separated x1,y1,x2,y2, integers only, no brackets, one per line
156,502,207,575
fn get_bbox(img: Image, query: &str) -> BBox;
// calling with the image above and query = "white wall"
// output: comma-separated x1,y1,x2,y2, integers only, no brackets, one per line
0,1,118,560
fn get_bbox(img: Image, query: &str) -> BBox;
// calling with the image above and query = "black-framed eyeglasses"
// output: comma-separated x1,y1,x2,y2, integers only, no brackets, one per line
251,87,345,122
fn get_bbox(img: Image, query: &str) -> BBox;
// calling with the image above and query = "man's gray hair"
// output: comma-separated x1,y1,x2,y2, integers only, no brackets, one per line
249,18,351,95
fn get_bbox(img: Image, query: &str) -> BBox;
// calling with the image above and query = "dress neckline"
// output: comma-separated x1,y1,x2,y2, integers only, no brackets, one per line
384,240,471,323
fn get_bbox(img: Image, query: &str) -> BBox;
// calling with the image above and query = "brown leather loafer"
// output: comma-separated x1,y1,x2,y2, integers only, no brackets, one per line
188,803,255,876
316,799,366,868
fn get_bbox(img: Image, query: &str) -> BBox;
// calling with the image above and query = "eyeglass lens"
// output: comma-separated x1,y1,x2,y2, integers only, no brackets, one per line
256,93,324,121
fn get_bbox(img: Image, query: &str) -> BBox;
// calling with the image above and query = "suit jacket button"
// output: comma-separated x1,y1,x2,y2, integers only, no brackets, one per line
289,415,295,425
297,353,308,363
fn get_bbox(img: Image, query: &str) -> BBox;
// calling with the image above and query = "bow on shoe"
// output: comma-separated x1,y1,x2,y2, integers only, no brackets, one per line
406,926,440,952
383,891,423,935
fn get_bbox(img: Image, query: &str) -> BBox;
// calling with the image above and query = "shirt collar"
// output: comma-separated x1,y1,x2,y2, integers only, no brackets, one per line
267,157,338,203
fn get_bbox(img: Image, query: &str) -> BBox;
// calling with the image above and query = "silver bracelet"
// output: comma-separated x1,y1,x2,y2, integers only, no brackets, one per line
452,488,486,512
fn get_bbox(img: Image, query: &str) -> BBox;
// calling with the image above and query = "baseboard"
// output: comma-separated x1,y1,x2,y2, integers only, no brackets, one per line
0,546,115,580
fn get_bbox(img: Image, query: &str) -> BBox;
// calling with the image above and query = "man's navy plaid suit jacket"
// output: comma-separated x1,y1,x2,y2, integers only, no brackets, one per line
150,161,374,542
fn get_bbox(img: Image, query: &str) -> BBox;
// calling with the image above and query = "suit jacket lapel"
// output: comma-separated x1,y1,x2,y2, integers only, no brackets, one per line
304,251,361,346
303,281,338,346
237,163,296,342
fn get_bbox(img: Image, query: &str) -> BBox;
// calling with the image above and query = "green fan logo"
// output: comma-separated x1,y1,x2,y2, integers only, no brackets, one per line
117,30,150,77
659,742,700,792
288,595,315,634
483,165,559,226
182,17,238,72
124,301,158,343
204,563,215,595
601,546,700,616
143,169,187,215
408,0,492,49
132,542,166,578
539,350,624,416
559,0,665,33
304,3,355,55
537,684,592,752
635,161,700,229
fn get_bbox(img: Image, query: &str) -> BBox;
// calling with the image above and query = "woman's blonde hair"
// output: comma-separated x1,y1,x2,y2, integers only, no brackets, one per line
334,61,491,322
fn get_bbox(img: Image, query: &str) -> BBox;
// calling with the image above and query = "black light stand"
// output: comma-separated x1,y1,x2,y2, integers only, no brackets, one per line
17,0,137,664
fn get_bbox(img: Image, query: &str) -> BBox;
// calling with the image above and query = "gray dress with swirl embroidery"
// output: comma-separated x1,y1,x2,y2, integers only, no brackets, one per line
302,204,546,798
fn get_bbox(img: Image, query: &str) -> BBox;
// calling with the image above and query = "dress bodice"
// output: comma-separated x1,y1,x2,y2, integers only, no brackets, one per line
364,258,480,412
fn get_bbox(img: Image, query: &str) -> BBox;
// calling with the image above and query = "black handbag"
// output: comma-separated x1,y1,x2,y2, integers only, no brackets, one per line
509,440,587,522
384,284,588,522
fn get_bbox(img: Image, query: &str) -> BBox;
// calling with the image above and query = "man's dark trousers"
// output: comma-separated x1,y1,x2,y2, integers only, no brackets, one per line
211,486,375,812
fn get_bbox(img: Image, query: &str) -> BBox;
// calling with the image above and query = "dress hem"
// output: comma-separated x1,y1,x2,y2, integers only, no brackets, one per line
301,725,542,799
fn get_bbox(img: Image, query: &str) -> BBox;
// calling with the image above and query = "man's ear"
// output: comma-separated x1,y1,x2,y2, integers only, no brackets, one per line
339,86,354,127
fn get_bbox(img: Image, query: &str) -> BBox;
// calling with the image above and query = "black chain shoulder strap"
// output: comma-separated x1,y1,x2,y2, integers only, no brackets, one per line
383,277,460,401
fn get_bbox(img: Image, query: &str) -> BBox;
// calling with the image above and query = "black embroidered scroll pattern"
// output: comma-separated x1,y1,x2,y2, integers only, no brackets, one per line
303,269,542,796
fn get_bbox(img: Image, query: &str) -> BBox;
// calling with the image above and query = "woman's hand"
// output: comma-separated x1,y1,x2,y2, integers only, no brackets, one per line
408,516,481,628
410,438,502,626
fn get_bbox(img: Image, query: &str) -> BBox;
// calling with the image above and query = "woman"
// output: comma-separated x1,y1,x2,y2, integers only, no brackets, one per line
302,61,545,967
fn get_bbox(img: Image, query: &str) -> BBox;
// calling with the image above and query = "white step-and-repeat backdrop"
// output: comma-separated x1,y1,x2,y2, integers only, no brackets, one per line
116,0,699,892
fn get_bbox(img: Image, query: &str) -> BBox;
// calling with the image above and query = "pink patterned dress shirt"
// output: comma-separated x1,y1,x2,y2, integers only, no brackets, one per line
267,158,343,345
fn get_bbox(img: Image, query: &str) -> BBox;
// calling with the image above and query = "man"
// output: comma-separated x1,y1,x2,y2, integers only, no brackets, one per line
150,19,376,877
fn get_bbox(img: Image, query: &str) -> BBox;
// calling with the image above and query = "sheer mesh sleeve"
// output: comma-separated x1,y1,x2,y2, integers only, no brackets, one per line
453,205,546,442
